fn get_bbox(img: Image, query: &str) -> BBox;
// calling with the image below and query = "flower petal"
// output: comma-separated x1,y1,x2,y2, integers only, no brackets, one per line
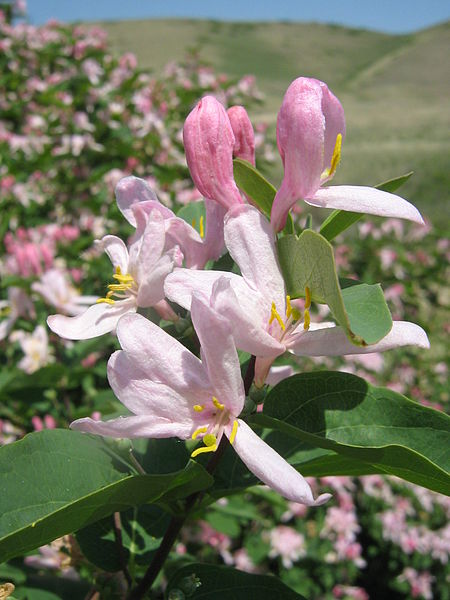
47,300,135,340
308,185,424,225
116,313,208,395
225,204,285,309
108,350,197,426
115,176,160,226
71,414,191,439
289,321,430,357
231,420,331,506
190,294,245,416
98,235,129,273
165,268,231,310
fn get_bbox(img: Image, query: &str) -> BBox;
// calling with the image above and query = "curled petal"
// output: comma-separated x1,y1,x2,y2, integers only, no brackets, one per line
308,185,424,225
47,300,135,340
98,235,129,273
231,420,331,506
115,176,160,226
289,321,430,357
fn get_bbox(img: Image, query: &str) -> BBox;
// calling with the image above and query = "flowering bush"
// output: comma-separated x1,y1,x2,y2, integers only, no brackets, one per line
0,14,448,600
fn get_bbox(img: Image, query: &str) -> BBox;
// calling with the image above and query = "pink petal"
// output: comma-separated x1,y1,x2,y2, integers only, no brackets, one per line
108,350,198,425
70,414,191,439
231,420,331,506
227,105,255,166
202,199,227,263
165,268,232,310
98,235,129,273
116,313,208,395
308,186,424,225
190,294,245,416
115,176,160,226
137,253,175,307
289,321,430,357
266,365,295,387
225,205,285,309
47,300,135,340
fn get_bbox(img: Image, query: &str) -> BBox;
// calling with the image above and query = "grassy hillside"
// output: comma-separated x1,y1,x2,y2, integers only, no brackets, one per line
94,18,450,226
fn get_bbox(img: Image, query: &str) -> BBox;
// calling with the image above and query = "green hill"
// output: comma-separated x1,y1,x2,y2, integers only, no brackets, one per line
93,18,450,225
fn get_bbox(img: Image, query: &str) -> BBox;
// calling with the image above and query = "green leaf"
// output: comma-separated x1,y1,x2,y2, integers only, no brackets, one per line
319,171,414,241
252,372,450,495
233,158,276,217
0,430,213,563
165,563,308,599
277,230,392,345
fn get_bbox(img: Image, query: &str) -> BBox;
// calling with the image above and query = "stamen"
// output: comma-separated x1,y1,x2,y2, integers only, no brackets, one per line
193,404,205,412
191,217,197,229
203,433,217,447
192,426,208,440
305,286,311,310
303,309,311,331
199,215,204,239
229,420,238,445
286,295,292,318
191,444,217,458
96,297,115,305
329,133,342,178
212,396,225,411
269,302,285,331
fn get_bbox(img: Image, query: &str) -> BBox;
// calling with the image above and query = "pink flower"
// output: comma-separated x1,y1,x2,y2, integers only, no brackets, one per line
71,295,331,507
165,205,429,386
268,526,306,568
183,96,244,210
271,77,424,231
227,105,255,165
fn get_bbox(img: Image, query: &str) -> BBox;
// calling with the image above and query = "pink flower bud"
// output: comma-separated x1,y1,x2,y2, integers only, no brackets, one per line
227,105,255,166
183,96,243,210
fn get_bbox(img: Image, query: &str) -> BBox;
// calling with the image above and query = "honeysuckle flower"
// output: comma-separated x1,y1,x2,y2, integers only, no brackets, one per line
165,204,430,386
115,176,226,268
183,95,244,210
71,295,331,507
11,325,54,374
271,77,424,232
47,206,182,340
0,287,34,341
227,105,255,166
32,269,98,315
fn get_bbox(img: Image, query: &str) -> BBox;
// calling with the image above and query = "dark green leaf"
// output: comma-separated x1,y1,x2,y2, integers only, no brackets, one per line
0,430,213,563
165,563,308,599
252,372,450,495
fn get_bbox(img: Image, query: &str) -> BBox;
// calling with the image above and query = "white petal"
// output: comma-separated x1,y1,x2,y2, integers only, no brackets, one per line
98,235,129,273
225,205,285,309
289,321,430,356
115,176,160,226
70,414,191,439
47,300,135,340
190,294,245,416
231,420,331,506
116,313,208,395
308,185,424,225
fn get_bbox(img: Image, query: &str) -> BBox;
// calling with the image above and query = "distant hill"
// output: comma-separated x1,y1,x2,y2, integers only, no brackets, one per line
93,19,450,224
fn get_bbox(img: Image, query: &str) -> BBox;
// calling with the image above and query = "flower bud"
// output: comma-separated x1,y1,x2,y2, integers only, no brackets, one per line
183,96,243,210
227,105,255,166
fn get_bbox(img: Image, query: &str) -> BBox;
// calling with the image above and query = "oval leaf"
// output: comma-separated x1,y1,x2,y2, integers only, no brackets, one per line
0,430,213,563
252,372,450,495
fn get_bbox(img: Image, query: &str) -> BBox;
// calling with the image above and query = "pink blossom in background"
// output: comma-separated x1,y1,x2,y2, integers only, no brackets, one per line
268,526,306,568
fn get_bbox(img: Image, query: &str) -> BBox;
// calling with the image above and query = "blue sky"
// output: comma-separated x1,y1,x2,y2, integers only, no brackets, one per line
26,0,449,33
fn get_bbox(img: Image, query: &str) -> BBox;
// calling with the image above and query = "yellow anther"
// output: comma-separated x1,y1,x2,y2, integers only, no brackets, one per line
303,309,311,331
191,444,217,458
305,286,311,310
212,396,225,411
203,433,217,447
328,133,342,178
199,215,204,239
286,295,292,318
229,420,239,445
291,307,301,321
193,404,205,412
107,283,130,292
96,297,115,305
113,273,134,283
269,302,285,331
191,217,196,229
191,426,208,440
